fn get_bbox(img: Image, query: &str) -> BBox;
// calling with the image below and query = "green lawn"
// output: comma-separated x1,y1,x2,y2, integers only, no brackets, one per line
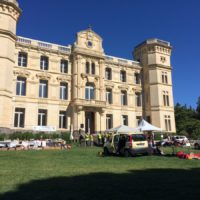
0,146,200,200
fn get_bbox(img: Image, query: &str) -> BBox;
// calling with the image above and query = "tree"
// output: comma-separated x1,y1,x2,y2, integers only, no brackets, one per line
175,101,200,139
196,96,200,119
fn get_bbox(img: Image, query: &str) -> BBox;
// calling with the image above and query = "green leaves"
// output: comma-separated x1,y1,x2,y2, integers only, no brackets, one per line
175,99,200,139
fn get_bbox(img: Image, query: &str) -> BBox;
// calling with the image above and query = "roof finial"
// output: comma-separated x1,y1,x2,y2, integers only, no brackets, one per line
88,24,92,30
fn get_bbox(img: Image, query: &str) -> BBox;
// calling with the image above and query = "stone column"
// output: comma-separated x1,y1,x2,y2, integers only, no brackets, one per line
99,59,105,101
99,109,106,132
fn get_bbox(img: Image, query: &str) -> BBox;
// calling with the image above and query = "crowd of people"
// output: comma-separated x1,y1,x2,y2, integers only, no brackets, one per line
78,131,111,147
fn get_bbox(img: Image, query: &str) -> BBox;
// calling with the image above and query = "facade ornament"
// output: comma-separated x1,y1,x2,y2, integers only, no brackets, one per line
57,75,70,82
105,83,114,89
36,72,51,80
14,69,30,78
118,85,129,91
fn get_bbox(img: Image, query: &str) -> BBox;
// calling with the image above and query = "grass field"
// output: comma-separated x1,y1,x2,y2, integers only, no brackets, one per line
0,146,200,200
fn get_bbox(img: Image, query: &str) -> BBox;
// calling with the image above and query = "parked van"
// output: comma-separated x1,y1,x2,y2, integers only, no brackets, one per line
103,133,149,157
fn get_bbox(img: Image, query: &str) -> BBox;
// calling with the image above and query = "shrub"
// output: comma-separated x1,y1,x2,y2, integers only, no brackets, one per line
0,134,6,141
61,132,71,142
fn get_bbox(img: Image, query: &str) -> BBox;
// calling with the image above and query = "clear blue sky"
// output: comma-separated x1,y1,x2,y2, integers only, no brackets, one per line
17,0,200,108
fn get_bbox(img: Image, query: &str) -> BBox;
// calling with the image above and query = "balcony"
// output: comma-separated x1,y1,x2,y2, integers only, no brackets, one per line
72,99,106,108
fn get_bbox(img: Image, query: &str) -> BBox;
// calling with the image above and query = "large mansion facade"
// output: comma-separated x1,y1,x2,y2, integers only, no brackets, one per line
0,0,176,134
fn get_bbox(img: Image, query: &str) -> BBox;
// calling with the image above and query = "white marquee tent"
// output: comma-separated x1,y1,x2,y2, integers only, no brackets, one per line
105,125,137,133
136,119,162,132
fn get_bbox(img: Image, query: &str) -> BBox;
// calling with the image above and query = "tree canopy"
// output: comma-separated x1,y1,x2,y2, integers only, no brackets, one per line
175,97,200,139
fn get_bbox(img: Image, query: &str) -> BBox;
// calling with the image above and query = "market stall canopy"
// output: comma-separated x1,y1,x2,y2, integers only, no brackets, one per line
105,125,137,133
136,119,162,132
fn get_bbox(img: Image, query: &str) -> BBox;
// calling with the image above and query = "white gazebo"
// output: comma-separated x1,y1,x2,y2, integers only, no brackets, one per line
105,125,137,134
136,119,162,132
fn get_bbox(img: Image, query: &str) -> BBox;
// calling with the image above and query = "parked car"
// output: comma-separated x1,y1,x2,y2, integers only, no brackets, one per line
103,133,149,157
172,136,188,143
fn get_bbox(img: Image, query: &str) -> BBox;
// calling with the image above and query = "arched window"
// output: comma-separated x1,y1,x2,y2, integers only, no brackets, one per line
91,63,95,75
120,70,126,82
105,68,112,80
85,83,95,100
86,62,90,74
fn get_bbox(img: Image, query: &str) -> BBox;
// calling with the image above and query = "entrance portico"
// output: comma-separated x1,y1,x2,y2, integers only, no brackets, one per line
72,100,106,134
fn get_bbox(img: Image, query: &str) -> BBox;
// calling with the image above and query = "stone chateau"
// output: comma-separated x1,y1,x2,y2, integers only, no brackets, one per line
0,0,176,134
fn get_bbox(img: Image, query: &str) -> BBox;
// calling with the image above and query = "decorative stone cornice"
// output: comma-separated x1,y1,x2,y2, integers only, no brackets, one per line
36,72,51,80
81,73,99,81
148,64,172,70
13,69,30,78
105,82,114,89
73,47,105,59
56,75,71,82
0,29,16,40
118,85,129,91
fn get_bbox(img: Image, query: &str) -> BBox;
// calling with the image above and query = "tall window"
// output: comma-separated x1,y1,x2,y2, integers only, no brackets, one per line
60,60,68,73
60,82,68,100
163,91,169,106
85,83,95,100
16,77,26,96
59,111,67,129
122,115,128,126
121,91,127,106
106,114,113,129
40,56,49,70
38,109,47,126
39,80,48,98
106,89,112,104
86,62,90,74
105,68,112,80
14,108,25,128
164,115,171,131
18,52,27,67
136,116,141,126
134,73,141,84
135,92,142,107
162,72,168,84
91,63,95,75
120,70,126,82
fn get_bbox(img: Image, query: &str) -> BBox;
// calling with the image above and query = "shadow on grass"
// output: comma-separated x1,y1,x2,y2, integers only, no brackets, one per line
0,168,200,200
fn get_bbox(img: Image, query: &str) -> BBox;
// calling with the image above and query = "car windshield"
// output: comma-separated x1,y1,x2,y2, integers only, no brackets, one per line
132,134,146,141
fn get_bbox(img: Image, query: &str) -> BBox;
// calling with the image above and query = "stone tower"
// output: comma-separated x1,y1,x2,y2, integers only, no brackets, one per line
0,0,21,132
134,39,176,132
